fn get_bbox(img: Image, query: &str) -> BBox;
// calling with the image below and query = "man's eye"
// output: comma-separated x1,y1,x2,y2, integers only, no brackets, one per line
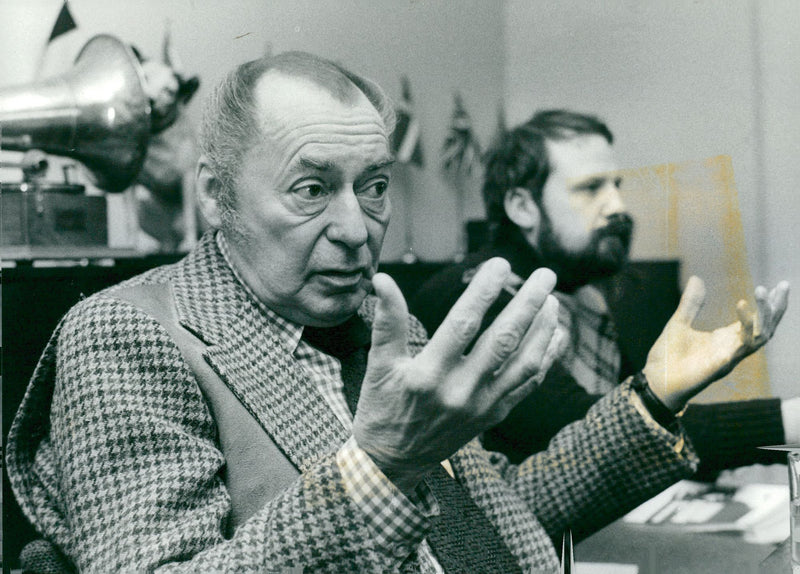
293,183,327,200
576,182,601,195
359,179,389,199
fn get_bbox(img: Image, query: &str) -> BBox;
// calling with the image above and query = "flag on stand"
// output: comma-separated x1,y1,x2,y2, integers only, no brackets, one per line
441,93,482,177
47,1,77,43
392,76,424,166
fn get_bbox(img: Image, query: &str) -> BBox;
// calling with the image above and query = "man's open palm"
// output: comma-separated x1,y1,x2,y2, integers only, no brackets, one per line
643,276,789,411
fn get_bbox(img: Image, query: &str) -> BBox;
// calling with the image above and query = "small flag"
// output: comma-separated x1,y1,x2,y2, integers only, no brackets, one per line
392,76,424,166
48,1,77,44
441,93,482,177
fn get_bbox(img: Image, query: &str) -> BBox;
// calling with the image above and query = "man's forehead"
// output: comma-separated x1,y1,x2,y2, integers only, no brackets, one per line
253,71,385,134
546,134,619,183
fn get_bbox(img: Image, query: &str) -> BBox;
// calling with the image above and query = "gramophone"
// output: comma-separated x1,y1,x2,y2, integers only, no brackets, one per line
0,34,151,249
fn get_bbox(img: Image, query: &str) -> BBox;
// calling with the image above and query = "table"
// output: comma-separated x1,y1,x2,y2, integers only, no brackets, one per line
576,518,788,573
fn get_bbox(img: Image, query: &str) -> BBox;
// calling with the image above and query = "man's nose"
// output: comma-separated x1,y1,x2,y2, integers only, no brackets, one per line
325,187,369,247
599,184,626,217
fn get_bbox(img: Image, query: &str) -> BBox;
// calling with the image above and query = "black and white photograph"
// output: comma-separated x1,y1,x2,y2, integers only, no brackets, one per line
2,1,798,572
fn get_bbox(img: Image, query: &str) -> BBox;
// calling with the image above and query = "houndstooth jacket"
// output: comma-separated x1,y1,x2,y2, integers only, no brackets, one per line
7,232,698,573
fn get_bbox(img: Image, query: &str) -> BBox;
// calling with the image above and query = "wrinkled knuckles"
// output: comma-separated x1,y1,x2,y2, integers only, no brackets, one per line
489,328,523,361
438,386,475,415
404,364,439,393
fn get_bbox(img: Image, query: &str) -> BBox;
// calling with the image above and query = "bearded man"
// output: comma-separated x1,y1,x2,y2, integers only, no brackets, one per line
411,109,798,473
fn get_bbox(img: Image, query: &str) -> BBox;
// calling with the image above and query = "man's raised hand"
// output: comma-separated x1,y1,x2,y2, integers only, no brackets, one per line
643,276,789,412
352,258,564,494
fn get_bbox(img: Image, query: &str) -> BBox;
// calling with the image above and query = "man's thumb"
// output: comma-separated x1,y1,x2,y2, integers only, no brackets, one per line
370,273,409,361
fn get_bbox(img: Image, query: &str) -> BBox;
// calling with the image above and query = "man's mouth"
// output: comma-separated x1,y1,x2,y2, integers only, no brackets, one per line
315,268,368,289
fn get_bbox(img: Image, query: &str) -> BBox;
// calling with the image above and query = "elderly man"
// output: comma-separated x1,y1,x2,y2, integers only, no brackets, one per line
7,55,789,573
411,109,798,471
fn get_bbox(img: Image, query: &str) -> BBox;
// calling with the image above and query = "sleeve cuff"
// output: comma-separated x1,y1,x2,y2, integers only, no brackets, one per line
336,436,437,560
623,378,691,458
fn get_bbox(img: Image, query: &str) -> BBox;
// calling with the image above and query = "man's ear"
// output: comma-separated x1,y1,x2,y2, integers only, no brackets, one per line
504,187,541,231
195,156,223,228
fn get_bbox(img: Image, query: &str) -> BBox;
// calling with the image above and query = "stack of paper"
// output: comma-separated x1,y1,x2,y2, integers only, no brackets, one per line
623,479,790,544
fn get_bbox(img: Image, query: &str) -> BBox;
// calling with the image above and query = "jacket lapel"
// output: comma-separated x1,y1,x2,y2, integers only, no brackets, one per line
170,234,349,472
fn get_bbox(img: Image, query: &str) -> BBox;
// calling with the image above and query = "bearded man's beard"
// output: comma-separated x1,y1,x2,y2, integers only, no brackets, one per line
535,212,634,292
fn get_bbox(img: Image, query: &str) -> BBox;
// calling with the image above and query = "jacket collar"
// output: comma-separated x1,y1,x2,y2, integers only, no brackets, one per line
170,232,349,471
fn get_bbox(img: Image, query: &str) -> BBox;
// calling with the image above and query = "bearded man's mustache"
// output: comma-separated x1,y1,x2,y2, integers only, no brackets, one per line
597,213,635,243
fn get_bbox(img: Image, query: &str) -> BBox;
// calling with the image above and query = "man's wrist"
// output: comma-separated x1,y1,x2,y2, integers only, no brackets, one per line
631,371,682,432
364,452,433,498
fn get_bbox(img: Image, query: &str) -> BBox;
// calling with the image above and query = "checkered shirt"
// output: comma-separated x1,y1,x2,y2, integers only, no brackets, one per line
218,233,444,573
554,285,621,395
501,270,621,395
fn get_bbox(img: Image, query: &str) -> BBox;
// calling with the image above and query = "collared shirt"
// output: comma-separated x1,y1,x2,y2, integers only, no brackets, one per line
502,269,621,395
554,284,621,395
216,232,443,573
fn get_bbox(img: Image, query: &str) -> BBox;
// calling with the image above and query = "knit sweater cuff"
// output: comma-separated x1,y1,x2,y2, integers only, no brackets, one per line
681,398,785,474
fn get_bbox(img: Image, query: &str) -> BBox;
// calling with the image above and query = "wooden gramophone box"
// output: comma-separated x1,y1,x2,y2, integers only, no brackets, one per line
1,182,107,247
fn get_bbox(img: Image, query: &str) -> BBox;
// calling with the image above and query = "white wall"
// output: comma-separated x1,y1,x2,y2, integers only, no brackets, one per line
0,0,506,262
4,1,797,398
505,0,800,399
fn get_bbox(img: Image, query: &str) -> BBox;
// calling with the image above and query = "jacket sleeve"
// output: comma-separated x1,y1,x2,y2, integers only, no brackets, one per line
29,295,403,573
483,379,699,543
483,366,787,476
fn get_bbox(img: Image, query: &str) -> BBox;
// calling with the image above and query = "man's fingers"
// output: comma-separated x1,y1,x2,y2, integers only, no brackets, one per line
736,300,755,342
753,286,769,338
757,281,790,340
486,293,560,396
673,275,706,326
369,273,409,362
468,267,557,376
735,282,789,347
767,281,790,333
423,258,511,364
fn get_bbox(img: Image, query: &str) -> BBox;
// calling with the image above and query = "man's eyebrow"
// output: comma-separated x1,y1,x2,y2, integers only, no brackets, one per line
573,175,606,188
365,157,395,172
290,157,395,175
297,157,336,172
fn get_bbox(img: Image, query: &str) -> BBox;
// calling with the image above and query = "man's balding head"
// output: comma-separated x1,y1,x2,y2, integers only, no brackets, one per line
199,51,395,231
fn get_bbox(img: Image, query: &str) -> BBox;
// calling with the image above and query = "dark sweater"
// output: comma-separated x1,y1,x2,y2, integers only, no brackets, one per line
409,227,785,478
